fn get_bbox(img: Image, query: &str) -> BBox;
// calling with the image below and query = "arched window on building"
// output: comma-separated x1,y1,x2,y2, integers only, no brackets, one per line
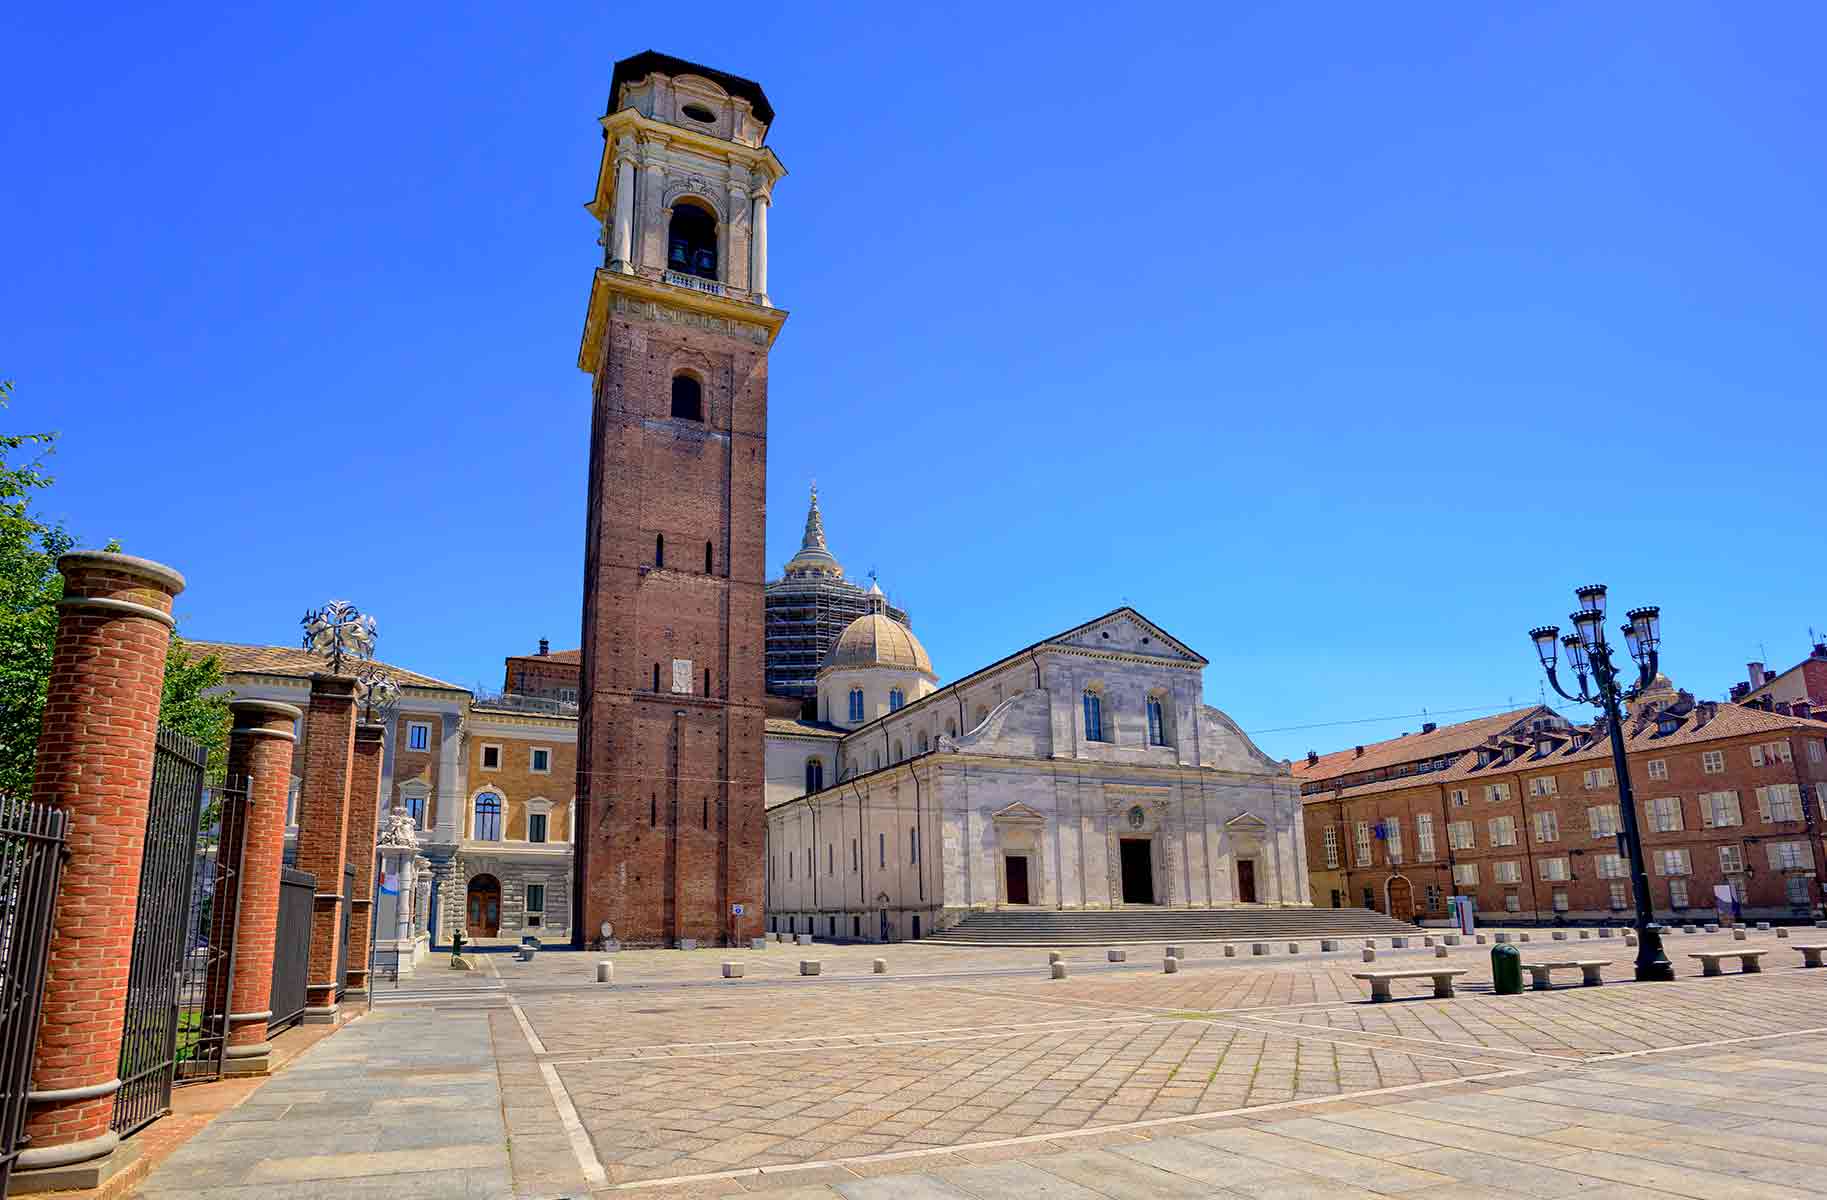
652,663,661,691
805,757,824,794
889,688,905,711
473,792,502,841
671,374,703,421
972,705,989,729
872,751,881,771
892,740,904,763
655,533,665,567
1147,696,1167,746
919,732,930,753
704,540,714,573
848,688,864,722
946,719,957,738
668,202,718,280
1083,689,1106,743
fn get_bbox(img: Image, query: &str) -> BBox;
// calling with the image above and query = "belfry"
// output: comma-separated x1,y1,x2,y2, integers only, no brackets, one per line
572,52,787,946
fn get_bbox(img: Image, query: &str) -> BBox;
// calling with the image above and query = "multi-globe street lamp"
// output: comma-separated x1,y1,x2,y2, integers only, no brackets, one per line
1528,585,1676,982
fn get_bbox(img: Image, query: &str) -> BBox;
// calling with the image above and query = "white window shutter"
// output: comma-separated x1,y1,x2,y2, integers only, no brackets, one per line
1654,852,1667,876
1700,799,1713,828
1757,787,1771,822
1727,793,1742,825
1750,745,1764,767
1767,842,1783,872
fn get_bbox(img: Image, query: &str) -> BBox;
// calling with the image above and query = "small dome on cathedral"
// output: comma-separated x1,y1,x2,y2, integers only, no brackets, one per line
819,613,935,680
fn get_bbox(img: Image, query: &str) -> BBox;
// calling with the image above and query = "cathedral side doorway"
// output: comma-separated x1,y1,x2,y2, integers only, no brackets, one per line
1236,859,1257,904
1119,839,1155,905
1005,855,1030,905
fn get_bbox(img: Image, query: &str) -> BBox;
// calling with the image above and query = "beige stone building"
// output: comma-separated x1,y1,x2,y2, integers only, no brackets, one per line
763,608,1306,942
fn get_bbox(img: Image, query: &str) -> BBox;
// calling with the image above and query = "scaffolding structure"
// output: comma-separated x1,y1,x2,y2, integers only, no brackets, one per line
764,577,909,700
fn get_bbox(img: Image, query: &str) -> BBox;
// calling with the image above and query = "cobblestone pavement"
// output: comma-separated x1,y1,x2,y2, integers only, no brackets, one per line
127,925,1827,1198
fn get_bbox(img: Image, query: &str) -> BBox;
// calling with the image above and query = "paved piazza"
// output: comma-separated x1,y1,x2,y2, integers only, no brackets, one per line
134,927,1827,1198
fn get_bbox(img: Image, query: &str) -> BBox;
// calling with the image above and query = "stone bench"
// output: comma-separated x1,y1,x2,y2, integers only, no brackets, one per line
721,961,744,979
1524,960,1609,989
1352,968,1467,1002
1107,949,1126,963
799,959,821,976
1793,944,1827,968
1688,950,1767,977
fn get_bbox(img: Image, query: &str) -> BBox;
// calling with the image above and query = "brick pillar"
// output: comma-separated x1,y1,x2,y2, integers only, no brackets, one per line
294,673,356,1022
218,699,301,1076
342,723,384,996
17,552,183,1191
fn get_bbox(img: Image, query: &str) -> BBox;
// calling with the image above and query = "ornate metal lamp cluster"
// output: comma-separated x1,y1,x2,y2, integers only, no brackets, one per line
1525,584,1675,982
301,599,402,724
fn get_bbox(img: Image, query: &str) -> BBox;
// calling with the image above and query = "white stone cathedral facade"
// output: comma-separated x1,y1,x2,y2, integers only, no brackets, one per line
764,608,1308,941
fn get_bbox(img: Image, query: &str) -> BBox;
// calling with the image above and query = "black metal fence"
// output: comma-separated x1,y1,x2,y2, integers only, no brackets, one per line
113,728,208,1137
269,867,315,1034
0,800,70,1193
336,862,354,999
173,778,250,1085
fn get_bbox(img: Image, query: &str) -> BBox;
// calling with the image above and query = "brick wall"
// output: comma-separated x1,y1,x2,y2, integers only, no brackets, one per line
577,300,768,947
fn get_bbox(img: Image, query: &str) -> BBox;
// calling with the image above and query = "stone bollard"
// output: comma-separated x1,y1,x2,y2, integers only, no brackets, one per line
1519,933,1531,942
1551,931,1567,941
1107,949,1126,963
1778,928,1790,940
1392,937,1409,948
1048,951,1064,964
596,961,614,984
1435,945,1449,958
1578,930,1590,940
1164,944,1183,959
800,960,821,976
722,962,744,979
1223,944,1237,957
680,938,698,951
1288,942,1300,954
1252,943,1269,956
1757,921,1771,931
873,958,887,974
1445,934,1461,946
1475,934,1486,945
1494,932,1510,943
796,933,812,945
1362,947,1377,962
1423,936,1436,948
1050,962,1068,980
1599,929,1613,939
1164,957,1180,974
1704,924,1719,934
1733,928,1747,942
1321,939,1338,952
1364,938,1377,949
1626,934,1639,946
750,937,767,950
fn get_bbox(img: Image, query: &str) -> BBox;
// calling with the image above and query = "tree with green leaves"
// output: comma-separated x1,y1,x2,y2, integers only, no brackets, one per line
0,380,230,804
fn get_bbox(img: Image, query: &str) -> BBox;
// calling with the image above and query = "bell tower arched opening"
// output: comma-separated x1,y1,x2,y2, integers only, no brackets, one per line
668,202,718,280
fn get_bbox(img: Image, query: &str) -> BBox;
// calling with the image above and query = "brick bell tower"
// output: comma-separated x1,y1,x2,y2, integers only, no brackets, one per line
573,52,786,947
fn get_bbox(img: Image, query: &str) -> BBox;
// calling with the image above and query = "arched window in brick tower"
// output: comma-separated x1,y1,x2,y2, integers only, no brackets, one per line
668,202,718,281
670,374,703,421
652,663,661,691
704,540,713,573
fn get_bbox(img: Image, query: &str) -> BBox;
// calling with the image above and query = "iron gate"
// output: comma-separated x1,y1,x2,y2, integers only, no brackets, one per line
336,862,354,999
0,801,70,1193
113,729,250,1135
268,867,315,1034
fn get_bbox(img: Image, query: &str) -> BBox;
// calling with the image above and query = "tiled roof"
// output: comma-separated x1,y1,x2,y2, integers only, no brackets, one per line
507,649,581,665
1309,701,1827,803
185,641,466,692
1291,707,1550,783
765,717,845,740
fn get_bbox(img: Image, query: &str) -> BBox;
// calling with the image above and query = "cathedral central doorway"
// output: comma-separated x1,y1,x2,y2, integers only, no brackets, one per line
1005,855,1030,904
1236,859,1257,904
466,875,501,937
1119,839,1155,904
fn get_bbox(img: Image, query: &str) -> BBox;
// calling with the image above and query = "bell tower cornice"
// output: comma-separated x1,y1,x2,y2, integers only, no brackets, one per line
578,268,789,373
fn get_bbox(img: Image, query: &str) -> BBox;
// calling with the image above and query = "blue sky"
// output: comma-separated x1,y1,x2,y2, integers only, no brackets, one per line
6,3,1824,761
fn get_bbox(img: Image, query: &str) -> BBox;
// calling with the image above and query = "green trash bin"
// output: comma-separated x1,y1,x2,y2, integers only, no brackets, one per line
1491,942,1522,995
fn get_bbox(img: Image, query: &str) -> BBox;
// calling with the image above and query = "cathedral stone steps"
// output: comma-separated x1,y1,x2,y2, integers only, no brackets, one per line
924,906,1424,946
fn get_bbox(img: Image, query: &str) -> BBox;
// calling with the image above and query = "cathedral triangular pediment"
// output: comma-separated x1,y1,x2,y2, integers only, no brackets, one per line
990,800,1047,823
1047,608,1206,664
1224,812,1270,833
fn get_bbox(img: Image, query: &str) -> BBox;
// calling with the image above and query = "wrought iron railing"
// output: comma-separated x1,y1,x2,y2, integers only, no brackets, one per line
0,799,69,1193
663,270,724,297
472,690,578,716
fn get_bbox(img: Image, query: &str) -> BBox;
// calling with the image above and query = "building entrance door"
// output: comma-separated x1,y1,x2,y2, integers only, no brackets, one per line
1005,855,1030,904
1119,839,1155,904
1387,876,1415,922
1236,859,1257,904
466,875,501,937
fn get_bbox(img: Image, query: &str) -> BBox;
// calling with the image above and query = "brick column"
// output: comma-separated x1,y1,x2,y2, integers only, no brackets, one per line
342,723,384,996
17,552,183,1192
219,699,301,1076
294,673,357,1022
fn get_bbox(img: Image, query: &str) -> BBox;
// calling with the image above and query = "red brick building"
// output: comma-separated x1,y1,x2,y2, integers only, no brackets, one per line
1301,696,1827,923
572,52,787,947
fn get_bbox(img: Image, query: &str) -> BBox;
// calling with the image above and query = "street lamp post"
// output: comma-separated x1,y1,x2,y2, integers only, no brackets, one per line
1528,585,1675,982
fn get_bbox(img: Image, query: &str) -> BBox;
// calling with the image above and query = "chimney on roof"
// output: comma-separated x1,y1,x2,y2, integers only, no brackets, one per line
1795,699,1814,720
1775,701,1793,716
1813,642,1827,660
538,638,549,656
1306,750,1319,767
1354,745,1364,758
1730,682,1750,702
1749,662,1766,689
1421,721,1437,734
1696,701,1716,728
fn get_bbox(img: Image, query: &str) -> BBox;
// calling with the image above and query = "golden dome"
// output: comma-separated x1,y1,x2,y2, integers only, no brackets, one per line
819,613,935,680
